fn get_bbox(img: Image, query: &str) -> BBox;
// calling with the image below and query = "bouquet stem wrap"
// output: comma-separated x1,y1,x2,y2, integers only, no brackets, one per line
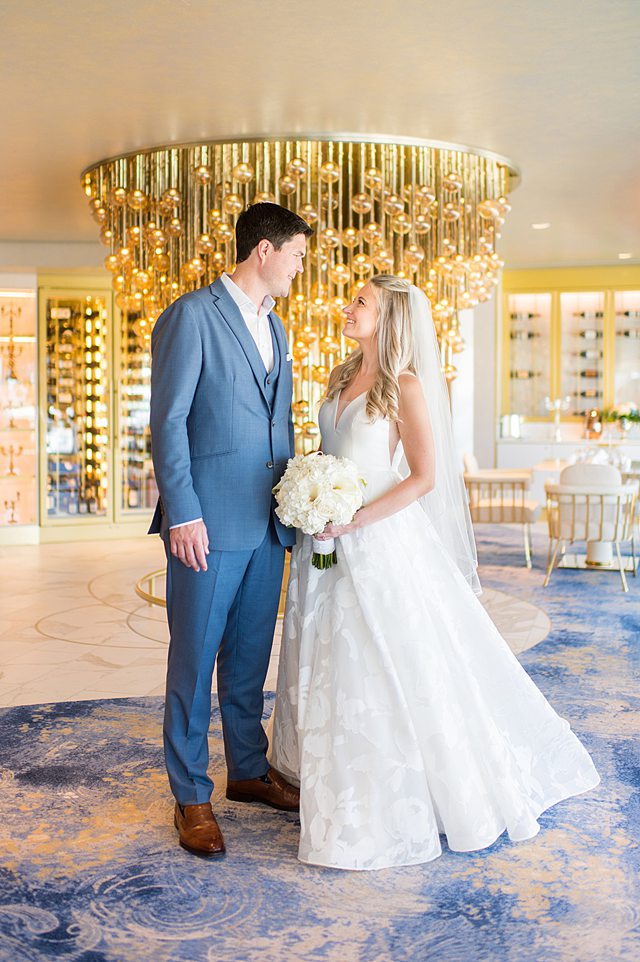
311,536,337,569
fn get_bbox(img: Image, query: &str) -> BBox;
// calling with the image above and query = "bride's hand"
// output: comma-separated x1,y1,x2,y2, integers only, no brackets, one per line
316,511,364,539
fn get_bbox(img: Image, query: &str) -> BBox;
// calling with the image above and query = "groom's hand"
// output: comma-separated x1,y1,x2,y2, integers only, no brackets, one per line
170,520,210,572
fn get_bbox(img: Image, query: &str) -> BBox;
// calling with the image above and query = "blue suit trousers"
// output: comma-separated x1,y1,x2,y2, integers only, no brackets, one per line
162,519,285,804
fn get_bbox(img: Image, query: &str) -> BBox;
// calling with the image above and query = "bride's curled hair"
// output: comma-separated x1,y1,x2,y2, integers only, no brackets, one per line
326,275,418,422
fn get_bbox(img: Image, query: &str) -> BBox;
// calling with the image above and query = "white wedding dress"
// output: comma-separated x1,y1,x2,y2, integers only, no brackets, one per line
269,393,600,871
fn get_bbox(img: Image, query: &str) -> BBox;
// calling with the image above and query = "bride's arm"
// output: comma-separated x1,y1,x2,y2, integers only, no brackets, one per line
320,373,435,537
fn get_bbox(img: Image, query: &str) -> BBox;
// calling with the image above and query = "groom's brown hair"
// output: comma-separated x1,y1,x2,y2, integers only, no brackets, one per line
235,203,313,263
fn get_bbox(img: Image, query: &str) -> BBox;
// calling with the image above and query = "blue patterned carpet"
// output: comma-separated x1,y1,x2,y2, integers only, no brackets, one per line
0,527,639,962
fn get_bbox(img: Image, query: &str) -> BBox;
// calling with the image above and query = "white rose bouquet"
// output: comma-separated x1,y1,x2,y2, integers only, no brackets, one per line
272,452,365,569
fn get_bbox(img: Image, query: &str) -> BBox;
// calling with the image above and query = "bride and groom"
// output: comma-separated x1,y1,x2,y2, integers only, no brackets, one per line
149,202,599,870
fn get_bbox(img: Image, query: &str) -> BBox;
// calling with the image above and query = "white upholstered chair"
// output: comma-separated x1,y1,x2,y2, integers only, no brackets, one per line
464,469,540,568
544,462,637,592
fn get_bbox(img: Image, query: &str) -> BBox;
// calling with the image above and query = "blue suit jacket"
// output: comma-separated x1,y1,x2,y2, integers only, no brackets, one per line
148,277,296,549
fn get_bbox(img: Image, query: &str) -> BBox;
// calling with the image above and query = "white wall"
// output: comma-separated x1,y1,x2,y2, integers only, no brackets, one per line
0,242,103,272
472,297,499,467
450,309,474,470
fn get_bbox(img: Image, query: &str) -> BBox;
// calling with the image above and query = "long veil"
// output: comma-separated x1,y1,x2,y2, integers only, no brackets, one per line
393,286,481,595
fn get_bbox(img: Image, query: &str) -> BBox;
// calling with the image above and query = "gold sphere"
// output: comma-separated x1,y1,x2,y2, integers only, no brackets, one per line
351,193,372,215
319,227,340,250
167,217,183,237
127,189,148,211
391,212,411,234
211,251,227,269
213,222,234,242
287,158,308,178
99,227,114,245
352,253,372,276
319,161,340,184
196,233,215,255
329,263,350,285
160,188,182,211
415,214,432,234
373,248,394,271
341,227,360,248
404,244,425,270
153,252,170,272
278,174,297,195
443,172,463,192
223,193,244,215
104,254,119,273
112,186,127,206
194,164,212,185
383,194,404,215
126,226,141,247
298,203,318,225
133,270,151,291
253,191,276,204
362,221,383,243
293,400,310,416
232,161,255,183
443,203,461,222
92,206,107,224
302,420,320,438
364,167,383,190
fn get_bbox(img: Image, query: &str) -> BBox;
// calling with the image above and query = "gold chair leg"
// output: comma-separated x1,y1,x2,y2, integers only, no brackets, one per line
523,524,532,569
631,536,637,577
614,542,629,593
544,539,561,587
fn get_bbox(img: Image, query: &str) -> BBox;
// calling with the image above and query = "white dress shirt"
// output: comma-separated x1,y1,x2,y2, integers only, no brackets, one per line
170,275,276,529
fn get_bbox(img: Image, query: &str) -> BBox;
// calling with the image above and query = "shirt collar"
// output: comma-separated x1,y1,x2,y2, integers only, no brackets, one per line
221,273,275,317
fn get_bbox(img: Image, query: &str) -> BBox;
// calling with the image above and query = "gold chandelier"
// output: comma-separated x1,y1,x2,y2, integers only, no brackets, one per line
83,135,519,447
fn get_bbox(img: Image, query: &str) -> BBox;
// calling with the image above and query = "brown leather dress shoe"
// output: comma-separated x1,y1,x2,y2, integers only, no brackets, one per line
226,766,300,812
174,802,226,858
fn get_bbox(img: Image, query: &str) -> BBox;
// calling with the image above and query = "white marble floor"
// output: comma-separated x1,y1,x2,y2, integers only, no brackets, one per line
0,536,550,708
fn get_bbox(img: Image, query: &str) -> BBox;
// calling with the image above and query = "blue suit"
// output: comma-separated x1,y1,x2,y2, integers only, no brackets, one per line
149,277,295,804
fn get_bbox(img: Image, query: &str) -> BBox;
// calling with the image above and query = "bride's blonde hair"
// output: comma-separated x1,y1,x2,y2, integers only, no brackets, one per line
326,275,417,422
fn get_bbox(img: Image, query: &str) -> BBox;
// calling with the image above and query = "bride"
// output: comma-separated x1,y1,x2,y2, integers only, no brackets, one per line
269,275,599,871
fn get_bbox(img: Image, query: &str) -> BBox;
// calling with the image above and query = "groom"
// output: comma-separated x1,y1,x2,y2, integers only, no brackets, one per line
149,202,313,857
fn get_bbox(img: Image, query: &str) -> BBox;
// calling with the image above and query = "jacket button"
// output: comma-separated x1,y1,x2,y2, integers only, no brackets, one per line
266,461,273,469
266,378,271,385
272,420,276,427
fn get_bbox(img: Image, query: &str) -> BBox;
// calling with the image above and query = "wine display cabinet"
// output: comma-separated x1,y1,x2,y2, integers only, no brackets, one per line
0,290,37,530
37,274,157,536
502,267,640,421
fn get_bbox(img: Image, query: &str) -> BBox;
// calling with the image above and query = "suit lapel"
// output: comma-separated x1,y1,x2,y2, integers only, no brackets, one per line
209,279,270,407
270,314,292,416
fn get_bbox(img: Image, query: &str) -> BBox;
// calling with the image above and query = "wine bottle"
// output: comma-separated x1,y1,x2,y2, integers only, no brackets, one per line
578,330,603,339
509,330,541,340
616,329,640,338
572,389,603,398
577,350,603,359
616,310,640,318
510,312,541,321
579,369,600,378
573,311,604,318
510,370,540,379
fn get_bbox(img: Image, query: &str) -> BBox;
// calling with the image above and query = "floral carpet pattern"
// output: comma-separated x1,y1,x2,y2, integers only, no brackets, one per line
0,527,638,962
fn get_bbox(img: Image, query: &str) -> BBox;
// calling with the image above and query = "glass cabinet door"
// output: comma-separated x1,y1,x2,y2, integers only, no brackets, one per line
44,292,111,519
118,310,157,513
507,293,552,417
559,292,605,416
613,290,640,409
0,291,37,526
